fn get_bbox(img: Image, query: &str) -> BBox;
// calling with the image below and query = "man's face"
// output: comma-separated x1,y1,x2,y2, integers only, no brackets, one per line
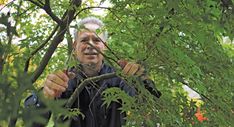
74,29,106,66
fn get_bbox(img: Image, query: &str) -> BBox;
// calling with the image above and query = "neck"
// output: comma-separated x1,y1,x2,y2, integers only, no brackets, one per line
81,62,102,77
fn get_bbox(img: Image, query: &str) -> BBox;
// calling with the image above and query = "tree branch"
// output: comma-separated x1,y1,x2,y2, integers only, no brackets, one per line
43,0,63,24
66,29,73,56
0,55,4,75
31,27,67,83
27,0,44,8
74,6,111,19
45,0,50,6
27,0,62,24
0,0,16,12
74,7,139,39
62,0,82,26
65,72,117,108
24,25,59,72
8,1,23,126
31,0,82,83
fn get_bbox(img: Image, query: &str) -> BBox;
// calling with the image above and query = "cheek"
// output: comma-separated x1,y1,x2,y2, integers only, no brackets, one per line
74,47,82,58
76,44,86,53
96,44,105,51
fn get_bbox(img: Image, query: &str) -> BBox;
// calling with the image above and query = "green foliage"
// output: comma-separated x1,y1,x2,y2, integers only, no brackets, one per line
102,87,136,108
104,0,234,126
0,0,234,126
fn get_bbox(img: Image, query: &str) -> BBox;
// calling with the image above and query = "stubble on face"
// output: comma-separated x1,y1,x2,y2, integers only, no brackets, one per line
74,30,106,76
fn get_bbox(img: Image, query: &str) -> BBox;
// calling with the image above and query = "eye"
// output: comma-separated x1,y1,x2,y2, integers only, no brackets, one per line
80,39,89,43
93,38,101,43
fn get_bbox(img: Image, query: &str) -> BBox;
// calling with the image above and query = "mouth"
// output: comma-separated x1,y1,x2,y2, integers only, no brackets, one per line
84,52,98,55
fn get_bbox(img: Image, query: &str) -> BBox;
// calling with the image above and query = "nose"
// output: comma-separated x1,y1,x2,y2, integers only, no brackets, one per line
89,39,95,45
86,39,95,49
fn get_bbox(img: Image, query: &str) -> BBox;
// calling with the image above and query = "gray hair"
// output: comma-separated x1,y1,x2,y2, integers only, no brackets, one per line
74,17,108,41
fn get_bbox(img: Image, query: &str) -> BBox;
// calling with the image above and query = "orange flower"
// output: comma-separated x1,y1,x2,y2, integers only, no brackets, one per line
195,108,208,122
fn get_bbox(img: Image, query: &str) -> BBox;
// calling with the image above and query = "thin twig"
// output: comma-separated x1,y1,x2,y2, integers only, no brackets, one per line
86,42,118,64
65,72,116,108
79,27,120,65
75,6,138,38
31,0,82,83
0,0,16,12
8,1,23,126
18,6,35,16
73,6,138,62
93,32,120,60
45,0,50,6
66,29,73,56
31,27,67,83
43,0,62,24
24,25,59,72
27,0,62,24
27,0,44,8
74,6,111,19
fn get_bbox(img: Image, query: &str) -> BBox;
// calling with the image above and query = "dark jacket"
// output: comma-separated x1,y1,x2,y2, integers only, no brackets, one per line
25,64,161,127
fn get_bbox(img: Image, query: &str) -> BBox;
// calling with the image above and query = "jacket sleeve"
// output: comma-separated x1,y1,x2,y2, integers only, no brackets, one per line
24,92,51,127
142,78,162,98
24,92,41,107
119,79,136,96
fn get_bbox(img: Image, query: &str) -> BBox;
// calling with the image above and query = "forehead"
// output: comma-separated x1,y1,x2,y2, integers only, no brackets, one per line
77,28,106,40
78,31,98,39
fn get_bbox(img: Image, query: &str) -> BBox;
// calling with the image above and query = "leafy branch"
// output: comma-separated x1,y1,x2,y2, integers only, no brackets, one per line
42,0,63,25
27,0,63,24
24,25,59,72
31,0,82,83
65,72,116,108
74,6,139,39
27,0,43,8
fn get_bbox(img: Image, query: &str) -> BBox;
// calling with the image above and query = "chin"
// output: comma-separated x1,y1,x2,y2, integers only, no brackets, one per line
78,56,102,65
83,59,98,64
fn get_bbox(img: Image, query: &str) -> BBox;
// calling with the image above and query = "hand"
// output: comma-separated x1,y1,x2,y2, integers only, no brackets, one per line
43,70,69,99
118,60,145,76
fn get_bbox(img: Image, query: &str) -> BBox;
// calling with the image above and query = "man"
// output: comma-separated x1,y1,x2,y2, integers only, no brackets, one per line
25,17,161,127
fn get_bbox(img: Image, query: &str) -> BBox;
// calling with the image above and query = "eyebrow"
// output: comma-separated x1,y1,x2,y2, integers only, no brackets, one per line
79,33,100,40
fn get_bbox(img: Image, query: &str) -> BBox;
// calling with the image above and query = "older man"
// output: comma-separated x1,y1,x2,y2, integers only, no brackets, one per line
25,17,161,127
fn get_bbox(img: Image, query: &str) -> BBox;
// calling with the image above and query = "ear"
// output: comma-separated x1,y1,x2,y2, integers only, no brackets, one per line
72,41,78,57
73,41,77,49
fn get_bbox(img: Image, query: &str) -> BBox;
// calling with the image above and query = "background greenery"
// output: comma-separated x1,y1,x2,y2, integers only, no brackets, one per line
0,0,234,126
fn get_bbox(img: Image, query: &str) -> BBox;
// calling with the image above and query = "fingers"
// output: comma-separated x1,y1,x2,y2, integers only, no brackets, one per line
67,72,76,79
123,62,139,75
45,79,66,91
63,70,76,79
55,70,69,82
43,71,69,99
122,62,144,76
128,63,140,75
48,71,69,87
122,62,132,75
135,66,145,76
43,85,56,99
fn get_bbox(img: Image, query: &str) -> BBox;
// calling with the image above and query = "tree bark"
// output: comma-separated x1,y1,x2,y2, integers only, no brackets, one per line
31,0,82,83
0,56,4,74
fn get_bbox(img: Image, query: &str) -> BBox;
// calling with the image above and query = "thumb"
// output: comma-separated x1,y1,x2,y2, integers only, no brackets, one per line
117,59,128,69
67,72,76,79
63,69,76,79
